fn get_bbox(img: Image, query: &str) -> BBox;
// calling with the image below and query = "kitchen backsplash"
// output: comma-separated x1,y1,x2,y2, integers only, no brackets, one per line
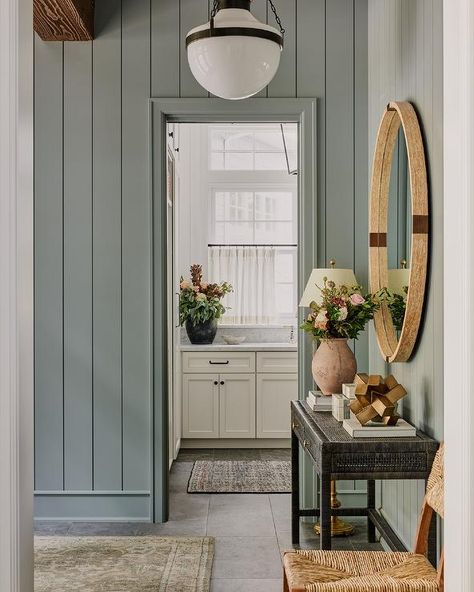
180,325,296,345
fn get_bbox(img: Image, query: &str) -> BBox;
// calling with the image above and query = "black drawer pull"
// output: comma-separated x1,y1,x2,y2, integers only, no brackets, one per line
209,360,230,365
214,381,218,385
220,380,225,385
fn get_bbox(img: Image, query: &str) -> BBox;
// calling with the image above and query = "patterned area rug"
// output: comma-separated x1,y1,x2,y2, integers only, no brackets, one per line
35,536,214,592
188,460,291,493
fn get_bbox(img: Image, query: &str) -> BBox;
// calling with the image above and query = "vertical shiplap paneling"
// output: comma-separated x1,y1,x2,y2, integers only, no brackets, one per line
353,0,369,371
63,42,93,490
151,0,180,97
296,0,326,266
92,0,123,491
121,0,152,492
267,0,296,97
34,39,64,491
179,0,209,97
34,0,372,517
325,0,354,269
368,0,444,549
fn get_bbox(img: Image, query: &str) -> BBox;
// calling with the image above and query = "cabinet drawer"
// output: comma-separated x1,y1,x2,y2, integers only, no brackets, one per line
256,351,298,373
182,351,255,374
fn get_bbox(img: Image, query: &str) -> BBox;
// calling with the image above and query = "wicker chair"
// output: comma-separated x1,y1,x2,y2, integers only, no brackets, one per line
283,444,444,592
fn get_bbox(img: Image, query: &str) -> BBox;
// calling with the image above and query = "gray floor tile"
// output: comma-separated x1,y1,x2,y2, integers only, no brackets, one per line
207,494,275,537
134,517,208,536
211,579,282,592
169,491,210,521
177,449,214,462
269,494,291,531
34,521,71,536
212,536,282,579
67,522,139,536
351,541,383,551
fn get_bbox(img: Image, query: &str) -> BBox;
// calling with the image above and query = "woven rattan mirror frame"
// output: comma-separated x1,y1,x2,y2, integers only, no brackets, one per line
369,101,428,363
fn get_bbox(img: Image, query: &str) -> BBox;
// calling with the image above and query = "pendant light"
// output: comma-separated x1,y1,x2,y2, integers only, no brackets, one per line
186,0,285,100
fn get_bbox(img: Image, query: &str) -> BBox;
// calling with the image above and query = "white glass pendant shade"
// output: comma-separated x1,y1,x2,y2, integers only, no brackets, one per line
186,7,283,100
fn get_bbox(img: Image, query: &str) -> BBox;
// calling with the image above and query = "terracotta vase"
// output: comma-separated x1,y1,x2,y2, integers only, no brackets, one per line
312,338,357,395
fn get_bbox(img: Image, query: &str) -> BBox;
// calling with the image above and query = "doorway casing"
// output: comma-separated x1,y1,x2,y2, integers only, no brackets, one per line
150,98,317,521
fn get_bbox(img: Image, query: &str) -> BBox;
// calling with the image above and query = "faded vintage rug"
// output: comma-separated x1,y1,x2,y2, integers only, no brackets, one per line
34,536,214,592
188,460,291,493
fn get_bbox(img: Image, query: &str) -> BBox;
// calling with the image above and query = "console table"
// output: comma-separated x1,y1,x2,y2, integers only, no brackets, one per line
291,400,439,564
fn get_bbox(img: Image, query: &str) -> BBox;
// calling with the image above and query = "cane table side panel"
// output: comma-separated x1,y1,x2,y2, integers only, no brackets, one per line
291,400,438,480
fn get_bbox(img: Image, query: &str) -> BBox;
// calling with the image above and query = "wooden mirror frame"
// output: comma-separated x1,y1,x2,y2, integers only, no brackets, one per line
369,101,428,363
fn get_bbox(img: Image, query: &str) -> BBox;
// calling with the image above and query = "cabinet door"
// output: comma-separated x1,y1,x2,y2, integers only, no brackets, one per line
219,374,256,438
182,374,219,438
257,373,298,438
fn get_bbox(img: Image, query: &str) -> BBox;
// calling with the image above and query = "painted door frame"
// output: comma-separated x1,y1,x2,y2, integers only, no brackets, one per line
443,1,474,590
150,98,317,522
0,0,34,589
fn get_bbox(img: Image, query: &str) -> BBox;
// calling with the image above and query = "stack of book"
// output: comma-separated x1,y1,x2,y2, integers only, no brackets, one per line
306,390,332,411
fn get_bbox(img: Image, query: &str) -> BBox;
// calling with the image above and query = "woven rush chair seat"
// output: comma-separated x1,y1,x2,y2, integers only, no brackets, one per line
283,549,438,591
283,444,444,592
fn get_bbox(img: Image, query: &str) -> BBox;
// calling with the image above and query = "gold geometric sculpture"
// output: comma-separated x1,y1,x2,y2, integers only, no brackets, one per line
349,373,407,426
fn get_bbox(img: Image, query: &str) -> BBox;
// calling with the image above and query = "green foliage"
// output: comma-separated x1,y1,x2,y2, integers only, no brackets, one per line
178,264,233,327
300,278,380,341
379,286,407,332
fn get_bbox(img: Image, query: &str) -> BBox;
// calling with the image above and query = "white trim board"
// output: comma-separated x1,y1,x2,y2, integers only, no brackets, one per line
0,0,34,590
444,1,474,590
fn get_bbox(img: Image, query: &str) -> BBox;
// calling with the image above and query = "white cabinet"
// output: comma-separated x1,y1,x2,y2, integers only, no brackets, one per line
219,374,256,438
182,374,219,438
182,349,297,441
256,373,298,438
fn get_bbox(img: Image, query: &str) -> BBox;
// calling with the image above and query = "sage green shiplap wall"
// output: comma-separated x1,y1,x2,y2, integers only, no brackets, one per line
367,0,443,549
34,0,368,519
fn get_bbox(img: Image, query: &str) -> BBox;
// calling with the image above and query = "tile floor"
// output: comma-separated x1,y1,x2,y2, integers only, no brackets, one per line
35,448,382,592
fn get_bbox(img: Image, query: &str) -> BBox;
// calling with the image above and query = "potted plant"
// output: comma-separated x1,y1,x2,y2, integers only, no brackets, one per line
300,279,380,395
179,264,232,345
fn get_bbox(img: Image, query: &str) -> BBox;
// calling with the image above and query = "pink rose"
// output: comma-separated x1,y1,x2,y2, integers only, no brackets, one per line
350,293,365,305
193,286,200,292
200,282,209,290
180,280,191,290
315,320,328,330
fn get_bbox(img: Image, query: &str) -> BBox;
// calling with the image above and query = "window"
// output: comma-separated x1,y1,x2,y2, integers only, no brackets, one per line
209,126,296,171
206,124,298,325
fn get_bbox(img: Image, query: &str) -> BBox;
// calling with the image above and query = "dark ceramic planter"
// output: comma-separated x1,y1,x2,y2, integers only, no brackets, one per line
185,318,218,345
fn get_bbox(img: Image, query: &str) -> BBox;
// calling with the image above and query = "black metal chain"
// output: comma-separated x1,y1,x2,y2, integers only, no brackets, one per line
211,0,285,37
267,0,285,36
211,0,219,18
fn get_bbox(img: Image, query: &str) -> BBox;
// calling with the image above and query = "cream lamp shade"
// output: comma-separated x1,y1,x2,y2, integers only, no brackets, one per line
387,268,410,296
299,267,358,307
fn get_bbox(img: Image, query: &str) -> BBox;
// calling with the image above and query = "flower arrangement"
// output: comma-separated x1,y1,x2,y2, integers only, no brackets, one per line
300,278,380,341
179,264,233,327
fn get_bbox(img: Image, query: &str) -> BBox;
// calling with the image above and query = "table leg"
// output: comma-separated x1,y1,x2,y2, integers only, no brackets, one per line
291,429,300,546
320,473,331,550
367,479,376,543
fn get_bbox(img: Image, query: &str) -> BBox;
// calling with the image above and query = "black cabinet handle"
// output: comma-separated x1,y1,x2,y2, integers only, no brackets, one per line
209,360,229,365
214,381,218,385
220,381,225,385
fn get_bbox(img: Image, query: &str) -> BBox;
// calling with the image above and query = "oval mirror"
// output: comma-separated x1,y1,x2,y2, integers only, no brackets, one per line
369,101,428,363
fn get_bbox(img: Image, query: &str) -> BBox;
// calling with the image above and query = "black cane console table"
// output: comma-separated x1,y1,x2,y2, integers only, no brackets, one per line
291,400,439,564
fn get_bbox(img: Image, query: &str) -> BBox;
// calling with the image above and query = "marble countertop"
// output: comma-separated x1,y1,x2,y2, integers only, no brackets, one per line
180,342,297,352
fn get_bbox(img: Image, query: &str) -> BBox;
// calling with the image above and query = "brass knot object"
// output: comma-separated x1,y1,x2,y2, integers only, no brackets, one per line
349,373,407,426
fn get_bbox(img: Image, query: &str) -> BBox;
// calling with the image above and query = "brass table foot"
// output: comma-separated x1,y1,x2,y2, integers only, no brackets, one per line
313,516,355,537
